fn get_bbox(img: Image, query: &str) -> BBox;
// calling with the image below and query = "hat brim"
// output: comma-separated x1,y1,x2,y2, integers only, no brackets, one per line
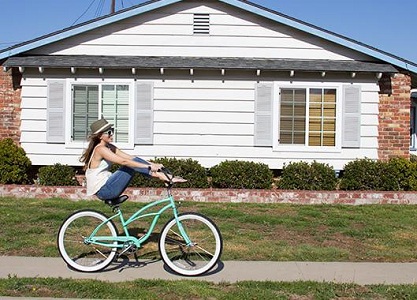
93,123,113,134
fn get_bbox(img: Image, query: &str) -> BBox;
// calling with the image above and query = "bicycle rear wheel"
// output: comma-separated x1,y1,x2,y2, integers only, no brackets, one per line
159,212,222,276
57,210,118,272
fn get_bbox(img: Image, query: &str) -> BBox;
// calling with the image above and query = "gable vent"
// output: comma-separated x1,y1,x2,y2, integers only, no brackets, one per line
193,13,210,35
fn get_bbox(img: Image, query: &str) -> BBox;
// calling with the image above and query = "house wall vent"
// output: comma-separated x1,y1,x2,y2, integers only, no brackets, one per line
193,13,210,35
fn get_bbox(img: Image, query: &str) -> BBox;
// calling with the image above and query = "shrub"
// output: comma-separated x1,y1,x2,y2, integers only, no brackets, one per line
0,138,32,184
339,158,384,190
38,164,79,186
278,161,337,190
210,160,273,189
111,157,209,188
382,157,417,191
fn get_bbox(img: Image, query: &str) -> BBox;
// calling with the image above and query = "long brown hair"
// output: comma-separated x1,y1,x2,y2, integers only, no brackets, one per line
79,133,102,170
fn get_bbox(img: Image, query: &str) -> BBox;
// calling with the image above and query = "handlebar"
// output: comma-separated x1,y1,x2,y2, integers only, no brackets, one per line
160,167,173,183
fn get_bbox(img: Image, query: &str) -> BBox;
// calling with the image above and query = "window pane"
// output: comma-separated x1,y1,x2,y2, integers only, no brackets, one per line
324,89,336,102
294,89,306,103
294,118,306,131
280,118,293,131
102,85,130,143
323,103,336,117
280,133,292,144
281,104,294,115
309,132,321,146
323,133,336,146
310,89,322,102
309,118,322,131
294,103,306,116
293,133,305,144
72,85,99,141
308,88,336,146
323,120,336,131
280,89,306,145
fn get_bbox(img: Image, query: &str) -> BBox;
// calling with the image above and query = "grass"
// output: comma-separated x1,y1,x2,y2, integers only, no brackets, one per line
2,197,417,262
2,197,417,299
2,277,417,299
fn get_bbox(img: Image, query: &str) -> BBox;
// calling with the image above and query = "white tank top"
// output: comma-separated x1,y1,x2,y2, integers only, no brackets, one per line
85,147,113,196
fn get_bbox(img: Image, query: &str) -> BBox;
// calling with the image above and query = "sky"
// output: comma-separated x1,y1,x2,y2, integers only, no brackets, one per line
1,0,416,64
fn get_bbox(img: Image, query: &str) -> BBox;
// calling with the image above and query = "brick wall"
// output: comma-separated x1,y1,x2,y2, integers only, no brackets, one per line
378,73,411,160
1,185,417,205
0,66,22,143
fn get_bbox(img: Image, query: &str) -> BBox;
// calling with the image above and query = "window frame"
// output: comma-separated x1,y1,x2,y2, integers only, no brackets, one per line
272,82,343,153
411,100,417,151
64,79,136,149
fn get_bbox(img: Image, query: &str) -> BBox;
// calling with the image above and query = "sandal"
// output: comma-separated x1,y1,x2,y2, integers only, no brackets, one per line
171,176,187,183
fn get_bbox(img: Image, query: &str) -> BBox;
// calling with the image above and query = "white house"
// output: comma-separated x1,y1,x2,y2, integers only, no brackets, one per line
0,0,416,170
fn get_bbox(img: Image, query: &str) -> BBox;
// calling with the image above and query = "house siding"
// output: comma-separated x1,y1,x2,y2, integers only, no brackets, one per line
16,69,382,170
29,1,372,61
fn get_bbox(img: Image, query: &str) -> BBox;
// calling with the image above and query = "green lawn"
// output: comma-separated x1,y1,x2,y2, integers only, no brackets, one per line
2,197,417,262
2,277,417,299
2,197,417,299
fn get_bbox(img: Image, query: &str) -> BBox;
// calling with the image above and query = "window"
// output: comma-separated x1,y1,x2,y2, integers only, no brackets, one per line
279,88,337,146
280,89,306,144
309,89,336,146
72,84,130,143
411,101,417,150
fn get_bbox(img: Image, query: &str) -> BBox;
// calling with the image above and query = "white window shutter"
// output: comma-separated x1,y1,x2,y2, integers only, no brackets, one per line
342,85,361,148
47,80,65,143
135,82,154,144
254,82,273,146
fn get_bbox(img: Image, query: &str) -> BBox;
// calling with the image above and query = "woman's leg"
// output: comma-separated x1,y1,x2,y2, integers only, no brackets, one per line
96,157,151,200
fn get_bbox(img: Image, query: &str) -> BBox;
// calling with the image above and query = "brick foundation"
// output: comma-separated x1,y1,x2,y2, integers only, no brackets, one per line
378,73,411,160
0,66,22,143
1,185,417,205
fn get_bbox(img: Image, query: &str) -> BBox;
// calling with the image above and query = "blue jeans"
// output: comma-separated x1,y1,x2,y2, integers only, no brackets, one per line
96,157,151,200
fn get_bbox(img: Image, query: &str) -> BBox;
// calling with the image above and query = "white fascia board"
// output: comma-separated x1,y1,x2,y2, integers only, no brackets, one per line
220,0,417,74
0,0,181,60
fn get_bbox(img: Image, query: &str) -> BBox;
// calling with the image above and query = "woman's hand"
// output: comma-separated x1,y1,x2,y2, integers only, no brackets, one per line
149,163,163,172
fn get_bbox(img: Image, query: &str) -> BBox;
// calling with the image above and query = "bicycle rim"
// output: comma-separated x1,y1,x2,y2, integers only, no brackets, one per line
159,213,222,276
57,210,118,272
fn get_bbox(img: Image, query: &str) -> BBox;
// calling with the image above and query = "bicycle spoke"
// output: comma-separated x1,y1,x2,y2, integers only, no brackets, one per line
159,213,222,276
193,244,214,257
58,210,118,272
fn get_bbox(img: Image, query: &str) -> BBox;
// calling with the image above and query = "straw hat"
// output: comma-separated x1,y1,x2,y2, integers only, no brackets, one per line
90,118,113,134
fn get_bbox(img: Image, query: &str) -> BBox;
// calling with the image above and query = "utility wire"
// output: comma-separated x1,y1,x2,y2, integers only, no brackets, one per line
95,0,106,17
72,0,98,26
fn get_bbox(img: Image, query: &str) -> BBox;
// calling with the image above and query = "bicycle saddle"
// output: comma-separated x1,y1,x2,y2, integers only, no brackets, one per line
104,194,129,206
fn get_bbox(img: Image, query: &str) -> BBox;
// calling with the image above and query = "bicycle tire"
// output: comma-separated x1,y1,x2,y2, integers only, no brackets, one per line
57,209,118,272
159,212,223,276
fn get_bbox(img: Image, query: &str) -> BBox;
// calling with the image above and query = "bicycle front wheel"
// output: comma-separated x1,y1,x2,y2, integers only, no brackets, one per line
57,210,118,272
159,212,223,276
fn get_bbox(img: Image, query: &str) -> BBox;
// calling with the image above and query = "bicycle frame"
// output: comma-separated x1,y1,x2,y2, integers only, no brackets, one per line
85,193,192,249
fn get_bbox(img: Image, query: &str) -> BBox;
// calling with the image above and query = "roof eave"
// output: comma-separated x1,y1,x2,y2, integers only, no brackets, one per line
0,0,181,60
1,0,416,75
220,0,417,74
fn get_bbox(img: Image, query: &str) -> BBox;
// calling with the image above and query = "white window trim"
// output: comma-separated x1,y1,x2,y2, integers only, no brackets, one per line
411,100,417,151
64,78,136,150
272,81,343,153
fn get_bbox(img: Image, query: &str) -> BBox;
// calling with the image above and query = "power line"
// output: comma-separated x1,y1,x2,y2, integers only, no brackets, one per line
72,0,98,26
72,0,143,26
95,0,106,17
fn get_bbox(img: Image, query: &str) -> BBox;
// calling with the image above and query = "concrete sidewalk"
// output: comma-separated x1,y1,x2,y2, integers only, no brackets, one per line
1,256,417,285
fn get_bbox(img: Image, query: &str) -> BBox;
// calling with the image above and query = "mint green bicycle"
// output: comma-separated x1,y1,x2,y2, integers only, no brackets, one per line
57,169,223,276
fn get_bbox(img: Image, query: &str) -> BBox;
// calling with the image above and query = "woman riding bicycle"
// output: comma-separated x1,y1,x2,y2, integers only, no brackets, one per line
80,118,185,204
